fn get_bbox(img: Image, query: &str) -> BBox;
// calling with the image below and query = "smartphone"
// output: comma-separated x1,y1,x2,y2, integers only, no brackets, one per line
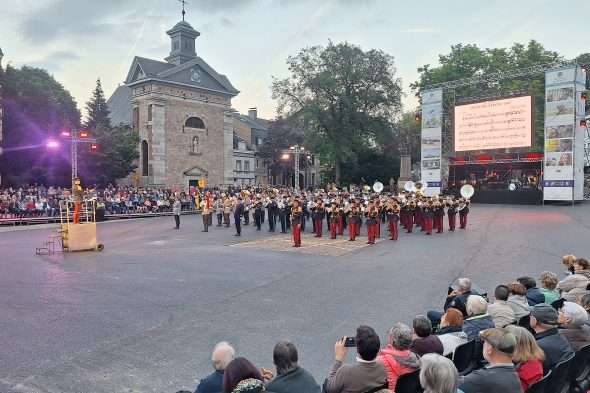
344,337,355,347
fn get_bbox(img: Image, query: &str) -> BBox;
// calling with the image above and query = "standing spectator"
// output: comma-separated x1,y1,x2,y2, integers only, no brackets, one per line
505,325,544,392
539,272,560,305
223,357,266,393
458,328,522,393
506,282,531,320
530,303,574,373
517,277,545,306
195,342,235,393
173,197,181,229
487,285,516,328
324,325,387,393
419,354,463,393
377,323,421,391
558,301,590,351
435,308,468,357
264,341,320,393
410,315,444,357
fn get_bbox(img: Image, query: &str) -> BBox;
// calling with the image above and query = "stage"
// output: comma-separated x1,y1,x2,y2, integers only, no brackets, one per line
446,188,543,205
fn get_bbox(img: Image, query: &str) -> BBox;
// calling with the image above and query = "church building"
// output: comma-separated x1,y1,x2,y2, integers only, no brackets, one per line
108,17,239,189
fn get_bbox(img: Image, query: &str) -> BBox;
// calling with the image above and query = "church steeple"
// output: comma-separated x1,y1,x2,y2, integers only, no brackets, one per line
164,20,199,65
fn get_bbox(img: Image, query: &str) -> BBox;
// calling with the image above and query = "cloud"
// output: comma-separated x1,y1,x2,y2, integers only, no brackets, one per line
189,0,257,13
220,18,234,28
26,50,80,72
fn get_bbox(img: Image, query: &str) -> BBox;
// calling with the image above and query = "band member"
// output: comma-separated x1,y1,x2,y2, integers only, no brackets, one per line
328,202,340,239
374,199,381,238
290,199,303,247
447,197,457,231
458,198,470,229
385,198,400,240
354,197,362,236
422,199,434,235
404,198,415,233
253,196,263,230
223,196,232,227
365,200,378,244
214,196,223,226
201,197,211,232
243,195,250,225
72,177,84,224
267,196,278,232
434,197,445,234
312,198,325,237
278,196,288,233
346,201,361,241
337,197,346,235
234,197,244,236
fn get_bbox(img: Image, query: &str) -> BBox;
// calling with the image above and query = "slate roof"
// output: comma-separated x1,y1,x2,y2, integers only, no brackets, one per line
107,85,133,126
234,113,268,131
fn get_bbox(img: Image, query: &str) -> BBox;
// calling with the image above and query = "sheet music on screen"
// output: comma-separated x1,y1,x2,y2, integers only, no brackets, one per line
454,95,533,152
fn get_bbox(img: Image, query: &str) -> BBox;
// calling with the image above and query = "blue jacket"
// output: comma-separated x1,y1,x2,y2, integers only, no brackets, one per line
535,328,574,374
265,367,320,393
525,287,545,306
195,370,224,393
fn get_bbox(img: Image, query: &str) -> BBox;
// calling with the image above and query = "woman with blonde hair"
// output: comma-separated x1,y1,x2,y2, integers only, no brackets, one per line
539,271,560,304
563,254,577,274
505,325,544,392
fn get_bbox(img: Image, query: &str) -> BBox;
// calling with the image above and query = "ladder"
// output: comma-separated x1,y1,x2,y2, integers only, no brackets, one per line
35,233,62,255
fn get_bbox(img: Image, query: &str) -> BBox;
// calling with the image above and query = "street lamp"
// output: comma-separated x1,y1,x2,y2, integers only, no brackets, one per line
282,144,304,193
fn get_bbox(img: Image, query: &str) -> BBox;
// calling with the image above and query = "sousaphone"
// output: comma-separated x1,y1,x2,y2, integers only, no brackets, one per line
373,182,384,193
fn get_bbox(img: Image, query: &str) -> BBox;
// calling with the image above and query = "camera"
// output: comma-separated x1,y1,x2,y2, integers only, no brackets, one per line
344,337,355,347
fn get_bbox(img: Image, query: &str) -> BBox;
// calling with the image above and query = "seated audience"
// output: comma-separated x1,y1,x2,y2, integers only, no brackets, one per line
530,303,574,373
223,357,267,393
562,254,577,275
410,315,444,357
506,282,531,320
458,328,522,393
517,277,545,306
377,323,421,391
578,292,590,333
558,301,590,351
427,278,473,326
264,341,320,393
419,353,464,393
462,295,495,341
195,342,235,393
435,309,468,357
487,285,516,328
557,269,590,302
324,325,387,393
573,258,590,279
505,325,544,392
539,271,560,305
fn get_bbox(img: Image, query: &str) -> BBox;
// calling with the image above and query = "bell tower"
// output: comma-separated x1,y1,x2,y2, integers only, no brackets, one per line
164,20,199,65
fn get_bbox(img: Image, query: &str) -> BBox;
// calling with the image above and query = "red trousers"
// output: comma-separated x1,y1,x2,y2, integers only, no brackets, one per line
375,221,381,238
73,203,82,224
337,216,344,235
433,215,439,231
292,224,301,246
388,221,398,240
367,224,376,244
329,221,337,239
406,214,413,233
448,214,456,231
460,213,468,228
436,216,444,233
314,219,323,236
416,212,423,228
356,221,361,236
348,223,357,240
424,217,433,234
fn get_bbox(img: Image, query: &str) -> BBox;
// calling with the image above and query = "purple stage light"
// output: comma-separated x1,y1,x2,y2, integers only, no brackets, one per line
47,140,60,148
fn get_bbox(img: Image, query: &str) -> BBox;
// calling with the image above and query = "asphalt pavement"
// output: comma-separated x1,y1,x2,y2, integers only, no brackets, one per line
1,204,589,392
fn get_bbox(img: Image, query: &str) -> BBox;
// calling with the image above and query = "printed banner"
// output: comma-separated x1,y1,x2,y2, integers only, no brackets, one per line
543,66,585,201
421,89,443,196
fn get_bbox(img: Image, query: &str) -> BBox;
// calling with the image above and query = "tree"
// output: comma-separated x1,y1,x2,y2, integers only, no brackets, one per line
411,41,562,148
575,53,590,115
84,78,111,130
258,116,304,182
0,65,81,186
392,111,422,161
272,41,403,186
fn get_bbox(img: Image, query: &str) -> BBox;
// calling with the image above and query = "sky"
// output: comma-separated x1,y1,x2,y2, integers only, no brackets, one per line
1,0,588,121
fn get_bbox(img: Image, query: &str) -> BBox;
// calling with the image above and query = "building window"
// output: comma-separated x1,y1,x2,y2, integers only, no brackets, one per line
173,41,179,50
141,140,148,176
256,159,259,168
185,117,205,129
236,160,242,171
257,137,263,146
244,161,250,172
133,107,139,131
192,136,199,153
147,104,152,121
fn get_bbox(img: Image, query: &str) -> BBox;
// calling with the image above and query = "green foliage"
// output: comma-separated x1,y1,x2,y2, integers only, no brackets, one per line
411,40,562,149
272,41,403,185
84,78,111,130
0,65,81,186
258,116,304,178
575,53,590,115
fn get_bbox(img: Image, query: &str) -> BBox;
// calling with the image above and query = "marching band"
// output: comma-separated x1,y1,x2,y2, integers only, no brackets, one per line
196,182,473,248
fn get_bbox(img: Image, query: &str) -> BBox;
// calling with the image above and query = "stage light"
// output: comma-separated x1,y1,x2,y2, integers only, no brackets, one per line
581,92,587,101
90,144,99,151
282,154,290,159
60,131,71,138
415,113,421,123
79,131,89,138
46,140,59,149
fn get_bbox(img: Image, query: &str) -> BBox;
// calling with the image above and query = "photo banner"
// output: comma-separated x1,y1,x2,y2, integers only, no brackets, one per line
543,66,585,201
421,88,443,196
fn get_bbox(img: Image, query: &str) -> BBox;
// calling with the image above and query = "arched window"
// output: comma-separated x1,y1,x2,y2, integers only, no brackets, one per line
185,117,205,129
192,136,199,153
141,140,148,176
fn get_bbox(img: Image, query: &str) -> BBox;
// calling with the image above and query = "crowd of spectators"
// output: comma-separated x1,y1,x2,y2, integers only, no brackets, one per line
184,254,590,393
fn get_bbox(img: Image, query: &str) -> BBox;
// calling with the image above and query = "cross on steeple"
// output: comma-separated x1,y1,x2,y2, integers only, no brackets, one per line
179,0,188,21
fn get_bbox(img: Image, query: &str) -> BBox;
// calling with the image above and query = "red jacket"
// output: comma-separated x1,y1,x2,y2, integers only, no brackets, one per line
377,345,421,391
516,359,543,392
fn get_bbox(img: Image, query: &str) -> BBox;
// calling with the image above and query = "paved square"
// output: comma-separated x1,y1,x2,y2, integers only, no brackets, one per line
1,204,590,393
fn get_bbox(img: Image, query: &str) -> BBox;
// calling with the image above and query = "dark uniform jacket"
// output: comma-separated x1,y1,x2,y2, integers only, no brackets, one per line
195,369,223,393
265,367,321,393
535,328,574,374
444,290,472,316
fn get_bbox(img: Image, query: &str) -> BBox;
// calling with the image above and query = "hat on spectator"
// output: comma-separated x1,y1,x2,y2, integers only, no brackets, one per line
480,328,517,355
531,303,559,325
